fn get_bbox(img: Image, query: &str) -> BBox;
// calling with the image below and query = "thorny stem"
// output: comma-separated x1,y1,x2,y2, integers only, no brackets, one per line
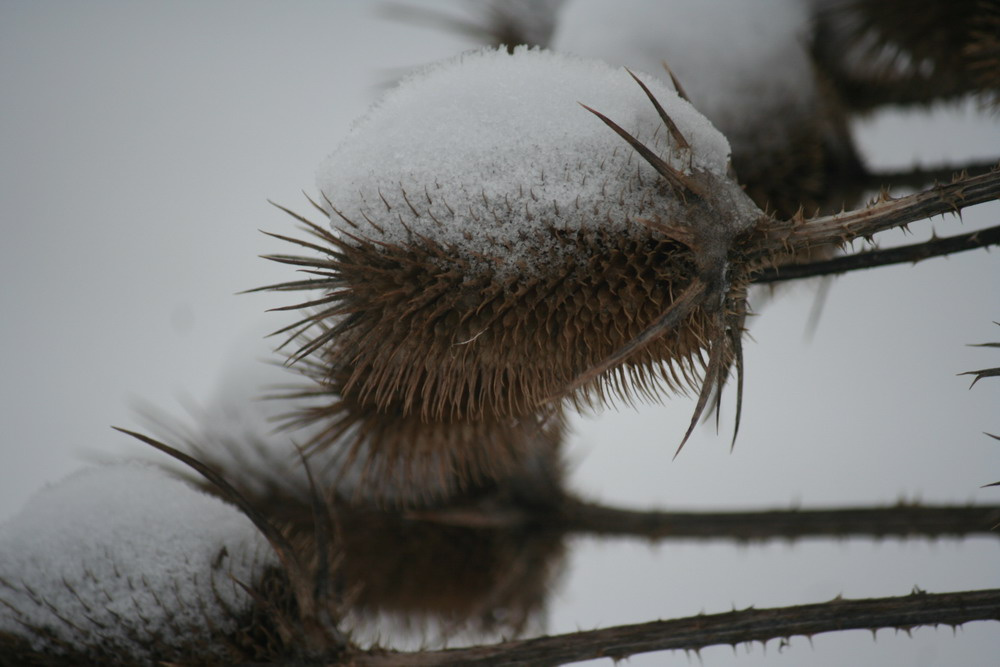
868,159,1000,191
408,499,1000,542
356,588,1000,666
554,500,1000,541
753,166,1000,260
753,223,1000,283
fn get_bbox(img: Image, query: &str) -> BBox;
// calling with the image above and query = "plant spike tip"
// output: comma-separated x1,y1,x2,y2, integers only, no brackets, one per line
578,102,705,198
674,326,727,459
625,67,691,151
660,60,691,103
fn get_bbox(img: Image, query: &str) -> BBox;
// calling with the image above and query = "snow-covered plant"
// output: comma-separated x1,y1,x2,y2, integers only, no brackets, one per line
552,0,862,217
2,6,998,665
0,465,275,664
264,47,758,505
261,46,1000,508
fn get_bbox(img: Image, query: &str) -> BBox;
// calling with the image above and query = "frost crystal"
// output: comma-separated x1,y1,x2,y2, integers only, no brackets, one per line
0,464,273,660
317,46,732,274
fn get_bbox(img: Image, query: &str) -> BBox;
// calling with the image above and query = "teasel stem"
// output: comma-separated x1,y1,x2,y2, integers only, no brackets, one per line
753,223,1000,283
355,588,1000,665
867,159,1000,191
408,500,1000,542
752,166,1000,262
556,500,1000,541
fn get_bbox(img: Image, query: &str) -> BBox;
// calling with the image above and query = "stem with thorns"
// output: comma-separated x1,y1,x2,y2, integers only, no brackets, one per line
355,589,1000,666
407,499,1000,542
754,166,1000,261
753,223,1000,283
867,159,1000,191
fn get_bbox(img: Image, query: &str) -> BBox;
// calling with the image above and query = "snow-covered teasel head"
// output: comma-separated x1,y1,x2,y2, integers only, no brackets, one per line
264,47,765,505
316,47,746,275
0,464,275,662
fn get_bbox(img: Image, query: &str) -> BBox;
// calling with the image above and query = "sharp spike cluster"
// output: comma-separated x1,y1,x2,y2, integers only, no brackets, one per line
257,188,736,503
252,68,799,504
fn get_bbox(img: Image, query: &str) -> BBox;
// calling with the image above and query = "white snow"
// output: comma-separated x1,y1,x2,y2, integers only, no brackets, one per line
317,46,732,274
0,463,274,660
552,0,818,158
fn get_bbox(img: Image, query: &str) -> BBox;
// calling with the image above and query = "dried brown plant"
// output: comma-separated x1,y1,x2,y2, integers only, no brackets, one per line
259,70,1000,509
4,5,998,665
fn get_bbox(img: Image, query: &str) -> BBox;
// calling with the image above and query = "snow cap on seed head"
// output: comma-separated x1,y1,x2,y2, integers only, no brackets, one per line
316,46,735,275
0,464,273,660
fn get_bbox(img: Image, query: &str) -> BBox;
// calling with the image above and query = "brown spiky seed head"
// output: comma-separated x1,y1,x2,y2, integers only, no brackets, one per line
264,48,764,504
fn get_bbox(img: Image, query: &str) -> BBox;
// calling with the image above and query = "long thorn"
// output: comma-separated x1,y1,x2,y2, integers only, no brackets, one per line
661,60,690,102
579,103,705,197
267,199,324,229
625,68,690,150
730,326,745,450
676,332,725,458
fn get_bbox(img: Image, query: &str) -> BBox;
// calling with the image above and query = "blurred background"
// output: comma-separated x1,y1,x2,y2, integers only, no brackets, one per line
1,1,998,665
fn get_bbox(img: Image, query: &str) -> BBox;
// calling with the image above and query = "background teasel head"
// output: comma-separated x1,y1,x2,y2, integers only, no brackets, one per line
551,0,865,218
0,465,278,665
811,0,1000,111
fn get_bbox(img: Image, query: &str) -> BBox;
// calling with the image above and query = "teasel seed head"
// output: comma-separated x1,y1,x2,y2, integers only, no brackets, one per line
256,48,767,505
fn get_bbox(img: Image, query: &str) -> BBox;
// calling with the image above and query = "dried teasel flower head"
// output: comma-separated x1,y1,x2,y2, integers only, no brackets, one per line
262,47,766,505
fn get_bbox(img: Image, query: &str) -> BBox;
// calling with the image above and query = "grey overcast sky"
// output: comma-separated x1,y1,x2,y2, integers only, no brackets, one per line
1,2,998,665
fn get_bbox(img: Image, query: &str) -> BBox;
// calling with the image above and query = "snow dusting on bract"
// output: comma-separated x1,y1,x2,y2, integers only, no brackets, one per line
552,0,817,157
0,463,274,660
317,46,732,274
